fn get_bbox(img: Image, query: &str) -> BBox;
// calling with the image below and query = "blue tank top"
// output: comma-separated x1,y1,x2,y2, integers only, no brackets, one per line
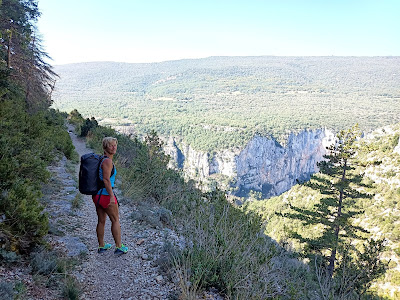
97,158,117,195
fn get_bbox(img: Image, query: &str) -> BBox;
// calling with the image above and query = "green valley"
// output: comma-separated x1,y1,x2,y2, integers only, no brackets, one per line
53,56,400,151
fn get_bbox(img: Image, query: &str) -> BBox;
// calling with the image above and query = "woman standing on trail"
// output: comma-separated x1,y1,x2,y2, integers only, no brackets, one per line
93,137,128,255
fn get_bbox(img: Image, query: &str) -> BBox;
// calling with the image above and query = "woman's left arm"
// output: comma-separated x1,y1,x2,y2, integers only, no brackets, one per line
101,158,116,207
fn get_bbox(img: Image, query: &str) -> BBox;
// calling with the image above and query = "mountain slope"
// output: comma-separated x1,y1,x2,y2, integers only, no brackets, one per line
53,56,400,151
245,123,400,299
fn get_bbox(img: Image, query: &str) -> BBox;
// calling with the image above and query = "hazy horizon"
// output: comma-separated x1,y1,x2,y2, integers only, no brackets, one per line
37,0,400,65
53,54,400,67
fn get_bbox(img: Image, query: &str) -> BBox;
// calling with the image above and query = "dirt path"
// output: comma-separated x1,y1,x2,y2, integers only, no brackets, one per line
67,126,175,300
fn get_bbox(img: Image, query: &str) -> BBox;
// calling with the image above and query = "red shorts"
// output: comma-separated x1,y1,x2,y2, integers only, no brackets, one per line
92,194,118,209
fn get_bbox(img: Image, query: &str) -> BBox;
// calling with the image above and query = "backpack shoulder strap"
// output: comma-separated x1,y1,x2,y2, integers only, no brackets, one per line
99,155,115,176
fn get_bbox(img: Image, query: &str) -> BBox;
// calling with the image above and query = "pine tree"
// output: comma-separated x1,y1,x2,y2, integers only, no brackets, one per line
283,125,386,291
285,125,386,299
0,0,57,110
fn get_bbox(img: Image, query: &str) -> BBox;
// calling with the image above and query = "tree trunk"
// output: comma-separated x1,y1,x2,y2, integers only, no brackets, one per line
327,158,347,277
7,29,12,68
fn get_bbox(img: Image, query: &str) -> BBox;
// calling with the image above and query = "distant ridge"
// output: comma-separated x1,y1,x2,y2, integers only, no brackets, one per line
53,56,400,151
55,55,400,66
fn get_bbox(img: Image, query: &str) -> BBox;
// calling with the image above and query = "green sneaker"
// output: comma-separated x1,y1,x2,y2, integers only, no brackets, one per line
98,243,112,253
114,244,128,255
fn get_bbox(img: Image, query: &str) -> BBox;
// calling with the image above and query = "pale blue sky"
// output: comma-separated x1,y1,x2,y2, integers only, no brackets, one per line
36,0,400,65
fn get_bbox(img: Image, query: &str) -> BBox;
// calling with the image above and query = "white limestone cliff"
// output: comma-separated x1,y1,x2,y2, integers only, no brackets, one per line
164,128,335,198
394,137,400,154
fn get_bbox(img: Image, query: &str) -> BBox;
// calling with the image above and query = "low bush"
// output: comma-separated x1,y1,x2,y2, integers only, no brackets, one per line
61,276,81,300
1,96,75,252
74,113,312,298
71,193,83,209
0,181,49,251
30,248,65,275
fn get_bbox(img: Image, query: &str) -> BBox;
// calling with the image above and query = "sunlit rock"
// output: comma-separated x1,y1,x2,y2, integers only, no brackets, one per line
165,128,335,198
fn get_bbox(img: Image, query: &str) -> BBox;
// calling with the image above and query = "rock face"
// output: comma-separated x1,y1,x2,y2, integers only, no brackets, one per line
164,138,238,180
394,138,400,154
164,129,335,198
235,129,334,197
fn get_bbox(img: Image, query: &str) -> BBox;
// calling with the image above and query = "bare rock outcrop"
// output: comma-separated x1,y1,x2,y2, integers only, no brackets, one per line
165,128,334,198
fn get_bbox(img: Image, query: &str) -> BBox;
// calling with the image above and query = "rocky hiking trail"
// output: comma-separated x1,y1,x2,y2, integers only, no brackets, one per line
47,126,177,299
0,125,224,299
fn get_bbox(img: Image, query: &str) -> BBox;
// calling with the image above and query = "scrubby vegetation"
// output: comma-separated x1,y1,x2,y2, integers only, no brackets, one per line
2,1,398,298
0,0,75,254
1,1,81,298
69,112,316,298
72,110,400,298
245,123,400,299
53,57,400,151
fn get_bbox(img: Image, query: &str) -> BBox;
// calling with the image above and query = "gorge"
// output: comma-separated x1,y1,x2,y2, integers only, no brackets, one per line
163,128,335,198
52,57,400,199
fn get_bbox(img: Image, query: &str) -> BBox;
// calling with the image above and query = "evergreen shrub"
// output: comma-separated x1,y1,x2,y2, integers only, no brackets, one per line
74,113,310,298
1,96,75,252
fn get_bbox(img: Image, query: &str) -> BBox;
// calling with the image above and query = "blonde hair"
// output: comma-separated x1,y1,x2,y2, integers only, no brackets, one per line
102,137,118,150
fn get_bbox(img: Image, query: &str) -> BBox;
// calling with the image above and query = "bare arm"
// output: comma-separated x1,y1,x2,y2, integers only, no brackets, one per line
101,158,115,206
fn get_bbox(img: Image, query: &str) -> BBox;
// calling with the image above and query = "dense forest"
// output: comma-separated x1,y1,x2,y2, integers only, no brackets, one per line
53,57,400,151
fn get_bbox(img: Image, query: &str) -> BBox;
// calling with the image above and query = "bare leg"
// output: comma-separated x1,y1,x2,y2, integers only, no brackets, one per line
95,206,107,247
104,204,122,248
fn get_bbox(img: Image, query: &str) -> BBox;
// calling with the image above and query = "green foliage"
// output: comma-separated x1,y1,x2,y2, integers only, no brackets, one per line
312,239,387,299
71,193,83,209
1,0,57,110
75,112,312,299
0,97,75,252
80,117,98,137
0,279,26,300
54,57,400,152
389,271,400,285
351,239,388,295
1,181,49,245
68,109,84,125
245,185,322,248
66,109,99,137
284,126,374,276
13,281,27,299
0,281,14,299
0,249,20,263
61,277,81,300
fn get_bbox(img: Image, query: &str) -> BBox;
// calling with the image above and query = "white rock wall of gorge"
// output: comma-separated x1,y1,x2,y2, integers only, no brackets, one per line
164,129,335,198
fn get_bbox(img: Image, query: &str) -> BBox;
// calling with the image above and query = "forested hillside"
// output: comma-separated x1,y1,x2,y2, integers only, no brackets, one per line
245,124,400,298
1,0,79,297
71,111,394,299
53,57,400,151
2,1,399,299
